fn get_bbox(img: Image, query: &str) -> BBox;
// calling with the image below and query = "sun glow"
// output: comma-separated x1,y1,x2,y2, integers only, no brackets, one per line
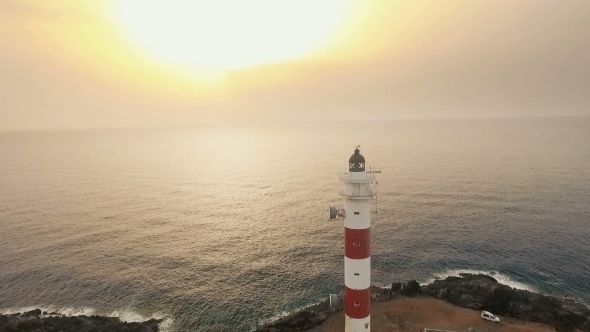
113,0,353,75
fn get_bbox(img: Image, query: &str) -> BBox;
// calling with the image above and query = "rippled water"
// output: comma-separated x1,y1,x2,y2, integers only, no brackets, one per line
1,117,589,331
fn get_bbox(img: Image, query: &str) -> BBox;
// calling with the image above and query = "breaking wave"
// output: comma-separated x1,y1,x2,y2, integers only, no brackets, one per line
421,269,536,292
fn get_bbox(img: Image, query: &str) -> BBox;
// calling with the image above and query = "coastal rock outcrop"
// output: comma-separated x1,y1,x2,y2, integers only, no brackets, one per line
255,310,329,332
256,297,337,332
257,275,590,332
0,309,161,332
421,273,590,332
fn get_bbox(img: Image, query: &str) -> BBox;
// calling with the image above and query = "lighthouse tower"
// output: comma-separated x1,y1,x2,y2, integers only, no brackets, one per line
328,146,378,332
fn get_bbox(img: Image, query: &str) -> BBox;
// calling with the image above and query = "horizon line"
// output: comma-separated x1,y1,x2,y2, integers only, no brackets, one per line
1,114,588,134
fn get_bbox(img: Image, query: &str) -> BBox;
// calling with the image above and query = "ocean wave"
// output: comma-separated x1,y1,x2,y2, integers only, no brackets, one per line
371,281,392,289
108,308,174,332
421,269,536,292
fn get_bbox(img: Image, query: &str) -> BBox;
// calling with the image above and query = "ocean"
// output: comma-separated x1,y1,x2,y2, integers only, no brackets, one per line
1,117,589,331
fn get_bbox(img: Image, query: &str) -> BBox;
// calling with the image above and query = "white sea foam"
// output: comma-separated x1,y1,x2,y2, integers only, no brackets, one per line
108,308,149,322
421,269,536,292
158,317,174,332
108,308,173,331
50,307,97,316
371,281,392,289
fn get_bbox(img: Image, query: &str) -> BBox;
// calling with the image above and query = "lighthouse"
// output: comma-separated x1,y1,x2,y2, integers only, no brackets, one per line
328,146,379,332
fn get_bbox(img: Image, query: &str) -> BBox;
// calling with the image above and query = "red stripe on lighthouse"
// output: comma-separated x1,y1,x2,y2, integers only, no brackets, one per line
344,286,370,319
344,227,370,259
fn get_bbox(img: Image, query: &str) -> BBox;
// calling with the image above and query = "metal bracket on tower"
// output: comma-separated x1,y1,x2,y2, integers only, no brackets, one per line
327,206,345,220
368,163,381,214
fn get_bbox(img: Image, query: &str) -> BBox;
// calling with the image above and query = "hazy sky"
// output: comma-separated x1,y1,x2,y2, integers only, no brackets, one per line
1,0,589,131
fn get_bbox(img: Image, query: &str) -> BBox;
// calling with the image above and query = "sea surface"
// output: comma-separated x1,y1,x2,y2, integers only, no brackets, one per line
1,117,589,331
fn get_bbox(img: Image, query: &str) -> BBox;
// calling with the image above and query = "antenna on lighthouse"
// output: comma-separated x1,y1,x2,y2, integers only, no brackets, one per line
368,162,381,214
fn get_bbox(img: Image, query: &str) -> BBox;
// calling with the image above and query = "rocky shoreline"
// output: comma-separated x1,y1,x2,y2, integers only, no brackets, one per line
2,274,588,331
0,309,161,332
256,273,590,332
422,274,590,331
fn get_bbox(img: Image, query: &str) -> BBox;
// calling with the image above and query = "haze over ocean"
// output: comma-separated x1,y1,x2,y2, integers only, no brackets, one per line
1,117,589,331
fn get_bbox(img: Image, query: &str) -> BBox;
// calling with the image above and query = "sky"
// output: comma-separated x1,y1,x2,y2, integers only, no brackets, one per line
1,0,589,131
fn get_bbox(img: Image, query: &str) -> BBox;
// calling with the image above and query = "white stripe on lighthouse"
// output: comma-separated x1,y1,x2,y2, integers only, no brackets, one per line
345,257,370,290
343,202,370,230
345,315,370,332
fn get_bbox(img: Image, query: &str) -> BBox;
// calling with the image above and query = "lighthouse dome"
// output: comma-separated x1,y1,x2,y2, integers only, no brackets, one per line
348,147,365,172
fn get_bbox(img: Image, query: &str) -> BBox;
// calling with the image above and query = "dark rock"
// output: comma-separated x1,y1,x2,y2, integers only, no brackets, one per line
400,280,422,297
256,310,329,332
421,273,590,332
256,297,340,332
0,312,162,332
20,308,42,319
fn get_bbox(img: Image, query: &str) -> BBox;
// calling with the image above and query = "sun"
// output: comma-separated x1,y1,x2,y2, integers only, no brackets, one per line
113,0,353,75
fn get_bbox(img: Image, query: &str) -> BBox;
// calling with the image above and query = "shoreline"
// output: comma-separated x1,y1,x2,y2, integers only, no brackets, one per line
256,273,590,332
0,309,162,332
2,274,588,331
